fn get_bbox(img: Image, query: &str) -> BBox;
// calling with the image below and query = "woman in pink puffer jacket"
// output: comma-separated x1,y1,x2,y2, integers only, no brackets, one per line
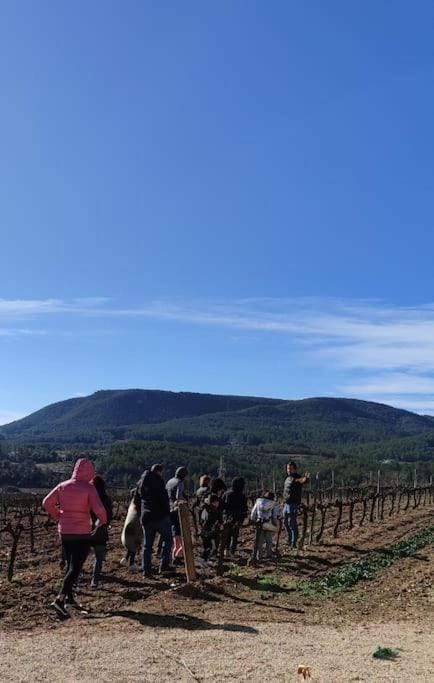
43,458,107,617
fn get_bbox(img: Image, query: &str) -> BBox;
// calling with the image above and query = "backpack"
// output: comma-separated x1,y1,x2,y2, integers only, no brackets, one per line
253,498,277,532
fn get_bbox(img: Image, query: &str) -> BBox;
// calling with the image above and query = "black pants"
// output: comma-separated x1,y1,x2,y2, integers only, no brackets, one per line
201,532,219,561
125,549,136,565
60,537,90,600
225,523,240,553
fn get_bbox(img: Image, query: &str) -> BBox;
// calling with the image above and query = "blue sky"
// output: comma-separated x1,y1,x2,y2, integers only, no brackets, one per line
2,1,434,423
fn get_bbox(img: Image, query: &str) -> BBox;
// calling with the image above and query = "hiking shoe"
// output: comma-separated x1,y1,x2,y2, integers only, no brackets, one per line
65,599,90,614
129,563,139,574
120,557,128,566
90,579,99,589
51,599,69,618
159,565,175,576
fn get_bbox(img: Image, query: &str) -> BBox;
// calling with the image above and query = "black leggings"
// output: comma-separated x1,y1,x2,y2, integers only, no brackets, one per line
60,537,90,600
225,524,240,553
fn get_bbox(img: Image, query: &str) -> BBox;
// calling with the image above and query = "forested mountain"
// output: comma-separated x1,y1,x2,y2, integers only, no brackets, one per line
0,389,279,443
129,397,434,449
1,390,434,453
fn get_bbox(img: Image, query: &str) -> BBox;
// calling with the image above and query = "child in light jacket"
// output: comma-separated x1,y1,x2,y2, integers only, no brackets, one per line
250,491,278,560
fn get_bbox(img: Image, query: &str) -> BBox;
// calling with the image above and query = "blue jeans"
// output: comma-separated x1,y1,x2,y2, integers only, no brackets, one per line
92,545,106,582
284,504,298,548
142,516,173,574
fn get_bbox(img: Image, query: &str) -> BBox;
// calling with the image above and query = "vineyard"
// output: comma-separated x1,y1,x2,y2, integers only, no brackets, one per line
1,482,433,630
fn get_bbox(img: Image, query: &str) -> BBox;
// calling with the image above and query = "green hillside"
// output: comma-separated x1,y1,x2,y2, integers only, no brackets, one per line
1,391,434,456
0,389,279,443
128,397,434,448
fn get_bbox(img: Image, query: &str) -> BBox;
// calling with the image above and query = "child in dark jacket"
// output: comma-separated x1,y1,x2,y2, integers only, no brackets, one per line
223,477,248,558
191,474,210,532
199,494,222,565
90,476,113,588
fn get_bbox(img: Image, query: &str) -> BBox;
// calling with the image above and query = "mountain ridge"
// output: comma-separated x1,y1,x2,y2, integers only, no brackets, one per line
2,389,434,453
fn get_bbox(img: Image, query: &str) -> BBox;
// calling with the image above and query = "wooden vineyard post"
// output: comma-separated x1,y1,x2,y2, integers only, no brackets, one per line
315,504,327,543
380,493,385,520
308,495,317,545
359,497,367,526
2,520,24,581
348,499,355,530
333,501,343,538
369,493,377,523
28,511,36,554
299,504,308,548
178,502,197,583
389,491,396,517
376,470,381,519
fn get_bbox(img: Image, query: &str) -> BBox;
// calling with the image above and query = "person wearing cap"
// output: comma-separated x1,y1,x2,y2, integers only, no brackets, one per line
166,466,188,563
137,464,173,577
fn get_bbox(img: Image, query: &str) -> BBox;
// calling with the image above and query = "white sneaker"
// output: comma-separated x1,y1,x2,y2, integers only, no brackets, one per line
120,557,128,566
129,563,139,574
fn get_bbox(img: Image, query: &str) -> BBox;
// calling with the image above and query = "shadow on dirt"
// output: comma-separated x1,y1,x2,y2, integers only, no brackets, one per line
228,575,293,594
321,543,371,555
106,610,259,633
205,583,305,615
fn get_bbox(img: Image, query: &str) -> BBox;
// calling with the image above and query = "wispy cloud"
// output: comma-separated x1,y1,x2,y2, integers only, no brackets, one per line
0,328,47,337
2,296,434,413
341,373,434,395
0,298,109,318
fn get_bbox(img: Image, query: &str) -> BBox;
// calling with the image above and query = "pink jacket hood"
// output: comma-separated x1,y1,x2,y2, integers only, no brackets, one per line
72,458,95,482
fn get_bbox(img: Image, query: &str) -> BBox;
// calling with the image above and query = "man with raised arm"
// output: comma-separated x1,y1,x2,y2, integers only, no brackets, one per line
283,461,310,549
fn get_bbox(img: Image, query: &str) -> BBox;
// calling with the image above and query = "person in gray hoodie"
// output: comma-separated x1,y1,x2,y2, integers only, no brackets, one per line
250,491,278,560
166,466,188,563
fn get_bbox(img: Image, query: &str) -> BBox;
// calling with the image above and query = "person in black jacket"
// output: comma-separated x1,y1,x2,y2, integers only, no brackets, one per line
198,494,222,566
223,477,248,559
90,475,113,589
210,477,227,508
138,463,173,577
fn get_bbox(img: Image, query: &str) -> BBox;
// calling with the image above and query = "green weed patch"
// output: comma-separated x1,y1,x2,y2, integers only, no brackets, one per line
373,646,400,660
297,525,434,598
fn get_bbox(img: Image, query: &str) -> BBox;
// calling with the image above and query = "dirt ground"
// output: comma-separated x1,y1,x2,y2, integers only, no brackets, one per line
0,504,433,681
1,618,433,682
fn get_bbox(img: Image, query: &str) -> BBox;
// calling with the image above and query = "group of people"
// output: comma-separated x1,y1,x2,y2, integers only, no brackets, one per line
42,457,309,617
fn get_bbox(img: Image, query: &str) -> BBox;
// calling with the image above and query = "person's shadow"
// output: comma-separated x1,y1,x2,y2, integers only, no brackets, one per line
101,610,258,634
